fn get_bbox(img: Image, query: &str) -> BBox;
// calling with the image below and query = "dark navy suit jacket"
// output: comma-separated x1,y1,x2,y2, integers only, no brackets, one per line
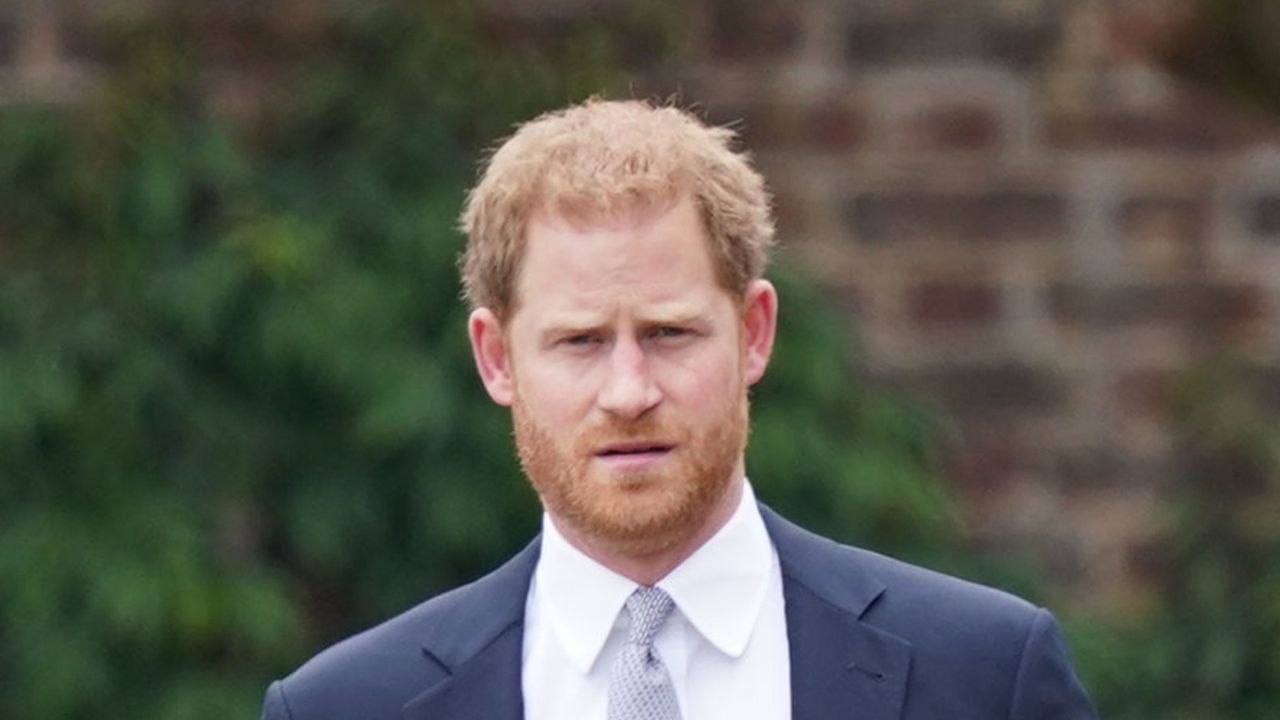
262,505,1098,719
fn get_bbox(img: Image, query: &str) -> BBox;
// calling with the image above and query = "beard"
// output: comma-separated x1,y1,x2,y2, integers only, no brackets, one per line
512,387,748,559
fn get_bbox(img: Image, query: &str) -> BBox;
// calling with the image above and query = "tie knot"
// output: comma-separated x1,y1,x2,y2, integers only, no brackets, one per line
623,586,675,646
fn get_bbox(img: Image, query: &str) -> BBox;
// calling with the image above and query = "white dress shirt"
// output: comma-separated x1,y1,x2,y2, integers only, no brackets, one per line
522,480,791,720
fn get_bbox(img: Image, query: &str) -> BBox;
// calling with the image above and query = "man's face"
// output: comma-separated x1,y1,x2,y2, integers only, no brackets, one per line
468,195,776,558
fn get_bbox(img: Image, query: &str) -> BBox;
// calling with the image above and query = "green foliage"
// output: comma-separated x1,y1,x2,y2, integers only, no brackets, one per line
1072,357,1280,720
750,268,958,565
0,5,956,720
1,7,554,719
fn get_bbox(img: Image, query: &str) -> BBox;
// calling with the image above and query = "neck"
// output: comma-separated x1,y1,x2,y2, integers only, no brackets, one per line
552,473,745,586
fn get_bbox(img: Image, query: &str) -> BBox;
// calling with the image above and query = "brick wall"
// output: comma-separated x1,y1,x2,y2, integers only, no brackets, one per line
9,0,1278,611
491,0,1280,611
675,0,1280,611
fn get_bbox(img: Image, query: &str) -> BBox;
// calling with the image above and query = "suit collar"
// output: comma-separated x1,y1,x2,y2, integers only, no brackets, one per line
758,505,887,618
403,505,912,720
762,506,912,720
401,539,539,720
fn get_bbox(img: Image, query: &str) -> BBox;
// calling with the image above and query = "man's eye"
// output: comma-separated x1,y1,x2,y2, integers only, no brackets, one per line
653,326,688,339
563,334,598,346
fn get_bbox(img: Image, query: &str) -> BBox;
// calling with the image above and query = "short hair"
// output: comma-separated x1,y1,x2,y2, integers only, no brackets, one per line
459,98,775,318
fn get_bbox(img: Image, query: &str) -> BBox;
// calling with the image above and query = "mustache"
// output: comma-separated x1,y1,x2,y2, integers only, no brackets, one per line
575,414,684,447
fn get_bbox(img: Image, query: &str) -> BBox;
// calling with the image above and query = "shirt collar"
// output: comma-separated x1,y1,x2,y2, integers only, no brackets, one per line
658,480,774,658
532,480,775,673
533,509,637,674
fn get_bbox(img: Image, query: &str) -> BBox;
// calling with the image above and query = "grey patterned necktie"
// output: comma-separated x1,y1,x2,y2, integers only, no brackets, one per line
607,586,682,720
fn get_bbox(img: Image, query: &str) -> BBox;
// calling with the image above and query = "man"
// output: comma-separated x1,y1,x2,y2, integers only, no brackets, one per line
261,99,1097,719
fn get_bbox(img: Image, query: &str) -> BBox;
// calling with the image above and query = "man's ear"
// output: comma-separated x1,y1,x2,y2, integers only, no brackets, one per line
741,279,778,386
468,307,515,406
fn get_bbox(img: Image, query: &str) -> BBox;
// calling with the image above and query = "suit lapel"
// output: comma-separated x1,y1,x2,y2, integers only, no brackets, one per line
397,506,912,720
763,507,911,720
400,540,540,720
783,578,911,720
400,621,524,720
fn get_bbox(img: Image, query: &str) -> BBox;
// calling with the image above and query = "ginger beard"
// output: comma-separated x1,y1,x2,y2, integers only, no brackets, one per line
512,382,749,559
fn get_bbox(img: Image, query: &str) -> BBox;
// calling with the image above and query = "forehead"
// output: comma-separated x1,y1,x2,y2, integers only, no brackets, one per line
512,195,725,317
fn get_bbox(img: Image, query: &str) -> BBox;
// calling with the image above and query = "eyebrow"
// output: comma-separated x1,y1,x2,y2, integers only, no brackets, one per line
535,305,710,342
635,300,708,325
639,311,708,329
535,315,603,347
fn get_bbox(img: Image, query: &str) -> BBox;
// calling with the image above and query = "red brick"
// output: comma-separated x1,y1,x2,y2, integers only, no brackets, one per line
1116,195,1208,272
845,188,1067,244
0,17,15,65
704,101,793,151
59,17,122,65
1046,91,1280,152
1049,282,1270,337
1250,194,1280,237
1051,449,1128,491
17,0,58,69
770,191,808,238
706,0,802,62
1199,284,1270,343
905,362,1068,415
835,284,868,319
908,103,1003,152
1105,1,1197,62
708,99,866,153
1125,535,1174,600
1048,111,1204,151
1117,196,1207,240
910,281,1001,325
806,99,866,152
845,12,1059,69
846,18,942,67
1114,368,1177,417
946,426,1020,503
984,15,1061,69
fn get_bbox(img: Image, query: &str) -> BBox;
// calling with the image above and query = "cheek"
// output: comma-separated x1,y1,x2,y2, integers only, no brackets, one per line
661,350,742,407
514,363,597,425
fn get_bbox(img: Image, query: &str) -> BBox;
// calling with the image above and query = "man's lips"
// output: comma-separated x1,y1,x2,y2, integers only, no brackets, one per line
593,441,675,459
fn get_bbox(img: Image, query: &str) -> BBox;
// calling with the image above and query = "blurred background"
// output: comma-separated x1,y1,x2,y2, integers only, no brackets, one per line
1,0,1278,718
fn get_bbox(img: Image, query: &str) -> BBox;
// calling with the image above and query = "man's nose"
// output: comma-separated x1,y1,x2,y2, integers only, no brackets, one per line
596,336,662,419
